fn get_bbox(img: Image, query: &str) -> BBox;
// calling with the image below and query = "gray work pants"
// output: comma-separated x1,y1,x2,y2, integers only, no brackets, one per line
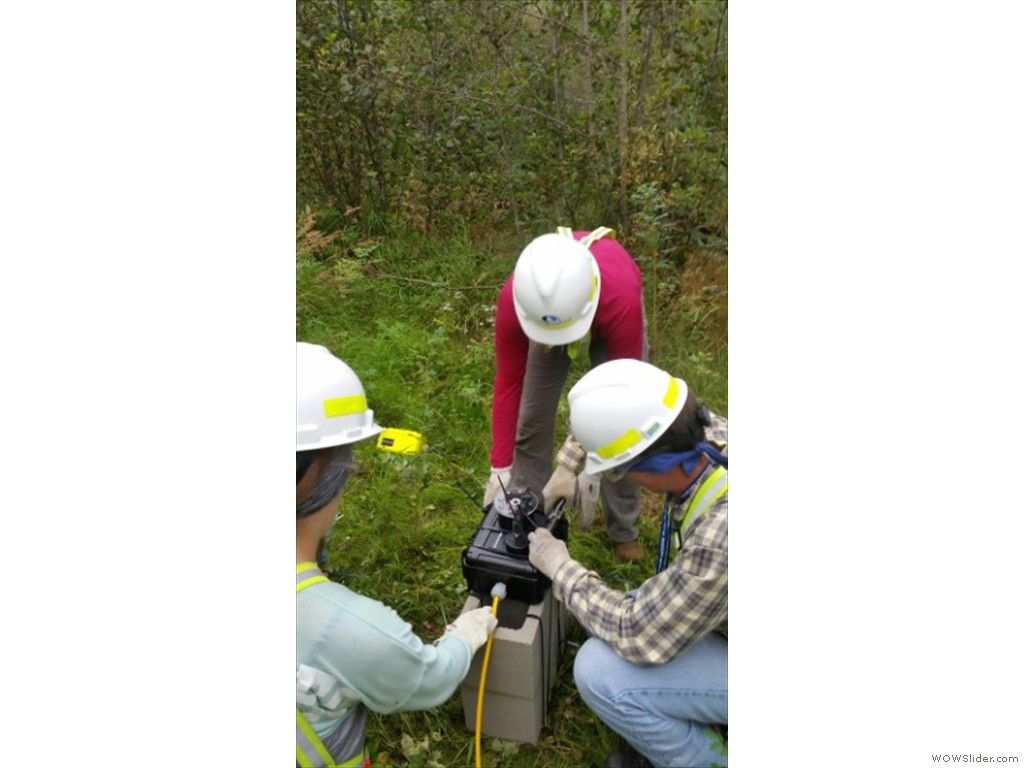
509,330,648,543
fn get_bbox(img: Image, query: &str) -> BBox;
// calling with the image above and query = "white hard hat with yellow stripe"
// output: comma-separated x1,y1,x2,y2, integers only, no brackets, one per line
511,227,613,346
568,358,687,475
296,342,383,451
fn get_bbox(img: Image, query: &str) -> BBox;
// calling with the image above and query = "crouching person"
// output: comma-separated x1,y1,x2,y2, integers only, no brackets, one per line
528,359,728,768
296,342,497,767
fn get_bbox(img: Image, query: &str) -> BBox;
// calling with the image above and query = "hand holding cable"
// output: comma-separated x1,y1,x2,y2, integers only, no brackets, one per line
444,607,498,655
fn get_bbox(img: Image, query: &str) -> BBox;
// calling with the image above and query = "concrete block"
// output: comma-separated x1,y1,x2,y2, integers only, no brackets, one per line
459,589,566,745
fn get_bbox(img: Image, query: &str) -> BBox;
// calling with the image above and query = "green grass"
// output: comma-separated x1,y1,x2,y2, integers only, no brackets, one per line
297,215,727,767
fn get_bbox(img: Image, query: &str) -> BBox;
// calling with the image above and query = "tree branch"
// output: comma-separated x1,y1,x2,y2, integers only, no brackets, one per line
394,81,579,135
490,0,617,64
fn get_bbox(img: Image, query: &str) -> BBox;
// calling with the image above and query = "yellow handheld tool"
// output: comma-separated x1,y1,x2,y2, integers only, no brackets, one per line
376,428,424,455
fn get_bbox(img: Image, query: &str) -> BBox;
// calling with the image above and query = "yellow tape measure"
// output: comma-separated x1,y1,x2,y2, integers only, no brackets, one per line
376,428,424,455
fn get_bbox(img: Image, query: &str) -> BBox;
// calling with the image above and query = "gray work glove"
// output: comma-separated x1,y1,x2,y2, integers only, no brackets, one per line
483,466,512,507
528,528,572,580
542,466,600,531
443,607,498,655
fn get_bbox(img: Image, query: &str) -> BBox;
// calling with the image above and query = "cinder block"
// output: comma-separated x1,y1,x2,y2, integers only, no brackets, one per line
459,590,566,744
461,685,544,745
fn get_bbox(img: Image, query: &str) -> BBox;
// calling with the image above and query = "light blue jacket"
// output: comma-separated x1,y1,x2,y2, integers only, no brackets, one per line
297,577,473,741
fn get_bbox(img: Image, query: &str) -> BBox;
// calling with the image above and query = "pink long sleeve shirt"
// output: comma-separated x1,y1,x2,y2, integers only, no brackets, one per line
489,231,645,468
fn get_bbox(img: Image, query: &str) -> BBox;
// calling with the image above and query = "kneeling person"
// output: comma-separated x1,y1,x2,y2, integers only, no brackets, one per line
296,342,497,767
528,359,728,768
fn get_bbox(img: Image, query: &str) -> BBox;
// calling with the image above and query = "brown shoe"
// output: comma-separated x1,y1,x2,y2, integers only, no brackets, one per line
613,539,645,563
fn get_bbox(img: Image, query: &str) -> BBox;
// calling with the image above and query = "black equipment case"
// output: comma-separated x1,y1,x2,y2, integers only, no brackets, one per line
461,487,568,604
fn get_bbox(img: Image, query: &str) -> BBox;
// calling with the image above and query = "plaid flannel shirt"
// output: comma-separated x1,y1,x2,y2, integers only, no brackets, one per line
556,435,588,474
551,413,728,665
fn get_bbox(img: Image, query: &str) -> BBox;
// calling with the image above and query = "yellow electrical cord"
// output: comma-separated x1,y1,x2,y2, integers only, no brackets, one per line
474,593,501,768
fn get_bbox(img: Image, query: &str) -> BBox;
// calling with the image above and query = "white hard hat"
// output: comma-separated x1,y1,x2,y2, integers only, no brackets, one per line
512,233,601,345
297,342,383,451
568,359,688,475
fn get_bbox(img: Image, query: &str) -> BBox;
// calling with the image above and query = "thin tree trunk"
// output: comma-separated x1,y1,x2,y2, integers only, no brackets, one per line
661,0,677,189
581,0,596,158
617,0,629,223
633,1,657,129
552,3,569,222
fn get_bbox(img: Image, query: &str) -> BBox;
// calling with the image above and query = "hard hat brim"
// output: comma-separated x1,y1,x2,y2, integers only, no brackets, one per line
515,302,598,346
296,421,384,452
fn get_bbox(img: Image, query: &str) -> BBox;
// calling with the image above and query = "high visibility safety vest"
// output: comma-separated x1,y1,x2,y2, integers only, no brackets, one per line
555,226,615,361
664,466,728,566
296,563,370,768
555,225,615,248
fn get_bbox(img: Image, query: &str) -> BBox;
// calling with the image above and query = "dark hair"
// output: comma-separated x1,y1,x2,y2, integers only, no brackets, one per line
635,387,710,462
296,443,354,519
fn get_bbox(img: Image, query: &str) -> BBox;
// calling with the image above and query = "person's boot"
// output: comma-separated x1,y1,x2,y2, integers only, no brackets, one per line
613,539,645,563
604,741,654,768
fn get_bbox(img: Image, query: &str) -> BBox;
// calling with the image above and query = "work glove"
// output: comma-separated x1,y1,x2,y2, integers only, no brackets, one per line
542,466,600,531
542,464,576,511
483,466,512,507
528,528,572,580
444,606,499,655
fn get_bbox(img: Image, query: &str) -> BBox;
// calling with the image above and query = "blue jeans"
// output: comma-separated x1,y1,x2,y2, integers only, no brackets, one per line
573,632,728,767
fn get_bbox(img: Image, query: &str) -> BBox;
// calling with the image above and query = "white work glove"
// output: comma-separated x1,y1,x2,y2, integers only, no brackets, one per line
542,466,601,531
528,528,572,580
483,466,512,507
542,464,576,511
444,607,499,655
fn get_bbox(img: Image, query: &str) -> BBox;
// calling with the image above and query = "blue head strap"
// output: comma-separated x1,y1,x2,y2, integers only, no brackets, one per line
627,441,728,476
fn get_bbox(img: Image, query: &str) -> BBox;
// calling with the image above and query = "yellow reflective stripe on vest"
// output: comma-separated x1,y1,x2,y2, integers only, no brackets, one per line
296,719,366,768
566,331,590,361
554,226,615,248
296,709,366,768
678,466,728,537
579,226,615,247
296,564,367,768
297,708,337,767
297,562,329,592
